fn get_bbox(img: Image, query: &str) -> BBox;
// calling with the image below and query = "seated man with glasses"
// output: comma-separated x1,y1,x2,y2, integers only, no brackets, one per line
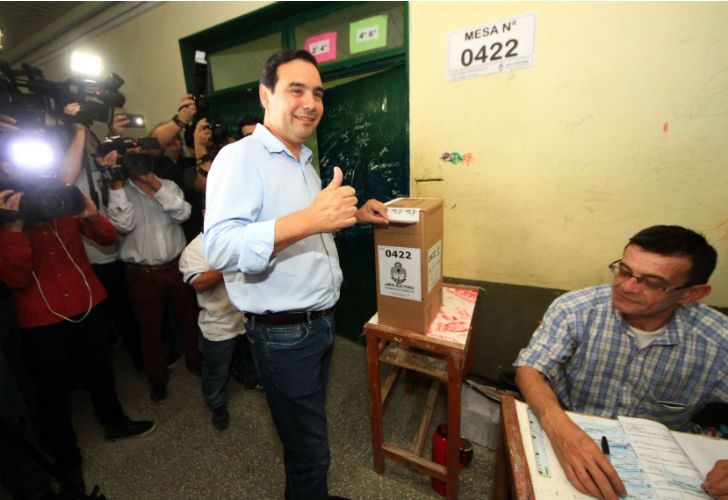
514,225,727,500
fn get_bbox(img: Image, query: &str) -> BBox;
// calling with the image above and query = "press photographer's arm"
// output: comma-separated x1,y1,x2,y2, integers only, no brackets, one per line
193,118,213,193
148,93,197,151
58,102,88,185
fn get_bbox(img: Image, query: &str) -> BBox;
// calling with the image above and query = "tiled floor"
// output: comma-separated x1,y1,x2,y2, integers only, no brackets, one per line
3,336,494,499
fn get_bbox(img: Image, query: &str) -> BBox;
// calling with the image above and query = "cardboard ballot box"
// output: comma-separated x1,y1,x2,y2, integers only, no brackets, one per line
374,198,443,334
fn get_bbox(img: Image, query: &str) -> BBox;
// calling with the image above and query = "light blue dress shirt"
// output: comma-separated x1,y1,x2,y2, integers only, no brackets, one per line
203,125,342,314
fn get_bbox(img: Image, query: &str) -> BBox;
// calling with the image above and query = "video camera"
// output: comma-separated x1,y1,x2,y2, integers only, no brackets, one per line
96,136,160,182
0,132,85,224
0,61,125,126
0,182,85,225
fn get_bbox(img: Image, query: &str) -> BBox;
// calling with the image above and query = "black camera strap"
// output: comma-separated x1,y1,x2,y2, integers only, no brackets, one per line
84,130,111,209
82,151,100,208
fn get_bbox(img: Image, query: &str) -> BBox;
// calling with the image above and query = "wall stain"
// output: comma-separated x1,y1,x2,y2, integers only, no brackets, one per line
565,114,594,130
440,152,474,165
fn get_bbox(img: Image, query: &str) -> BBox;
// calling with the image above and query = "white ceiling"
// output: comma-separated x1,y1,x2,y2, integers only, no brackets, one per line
0,2,85,57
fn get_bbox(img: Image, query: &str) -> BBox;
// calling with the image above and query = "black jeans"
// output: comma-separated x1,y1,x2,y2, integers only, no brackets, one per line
92,260,142,368
1,290,53,499
20,305,126,475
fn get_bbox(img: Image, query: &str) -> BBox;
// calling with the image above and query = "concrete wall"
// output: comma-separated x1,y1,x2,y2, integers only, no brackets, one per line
410,2,728,307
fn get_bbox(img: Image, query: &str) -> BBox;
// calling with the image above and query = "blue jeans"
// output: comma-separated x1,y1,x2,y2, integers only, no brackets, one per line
246,312,335,500
200,335,256,410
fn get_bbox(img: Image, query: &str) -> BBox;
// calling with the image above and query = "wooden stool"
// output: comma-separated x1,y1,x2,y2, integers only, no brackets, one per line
364,284,480,499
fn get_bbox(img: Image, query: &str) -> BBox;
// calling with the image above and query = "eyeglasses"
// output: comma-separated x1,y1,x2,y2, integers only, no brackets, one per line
608,260,694,293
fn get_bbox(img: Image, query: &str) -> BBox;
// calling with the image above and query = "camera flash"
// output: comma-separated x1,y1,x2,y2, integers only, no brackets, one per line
70,52,103,77
9,137,56,173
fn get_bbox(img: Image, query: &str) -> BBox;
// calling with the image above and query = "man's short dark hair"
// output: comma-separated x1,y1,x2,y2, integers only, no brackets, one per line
628,225,717,284
238,116,261,129
260,49,319,92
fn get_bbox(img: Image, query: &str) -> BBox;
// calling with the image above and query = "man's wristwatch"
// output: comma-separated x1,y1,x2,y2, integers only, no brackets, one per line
172,115,190,129
195,154,213,166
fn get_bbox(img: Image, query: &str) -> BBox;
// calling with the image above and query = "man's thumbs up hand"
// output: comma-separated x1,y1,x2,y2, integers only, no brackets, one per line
308,166,358,233
324,166,344,190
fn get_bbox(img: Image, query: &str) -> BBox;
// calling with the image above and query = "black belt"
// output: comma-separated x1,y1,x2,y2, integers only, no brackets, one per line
125,257,179,271
245,307,335,326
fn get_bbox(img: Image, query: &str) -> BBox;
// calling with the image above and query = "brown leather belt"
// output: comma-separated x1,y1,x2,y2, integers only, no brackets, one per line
125,257,179,272
245,307,335,326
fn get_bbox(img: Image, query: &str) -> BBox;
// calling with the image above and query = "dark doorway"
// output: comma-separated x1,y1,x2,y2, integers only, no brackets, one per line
316,65,409,342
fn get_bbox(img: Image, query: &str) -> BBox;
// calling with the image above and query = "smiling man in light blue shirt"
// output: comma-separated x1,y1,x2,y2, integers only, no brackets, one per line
203,49,388,499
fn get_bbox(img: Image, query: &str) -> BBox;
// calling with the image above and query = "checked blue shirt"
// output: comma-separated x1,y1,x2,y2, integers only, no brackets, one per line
514,285,728,431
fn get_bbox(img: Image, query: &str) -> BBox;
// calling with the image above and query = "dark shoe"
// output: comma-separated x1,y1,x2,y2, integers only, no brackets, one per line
105,418,156,440
58,466,85,500
211,406,230,431
150,382,168,404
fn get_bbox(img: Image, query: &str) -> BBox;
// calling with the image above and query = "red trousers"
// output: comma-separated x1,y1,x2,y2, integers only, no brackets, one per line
125,261,201,384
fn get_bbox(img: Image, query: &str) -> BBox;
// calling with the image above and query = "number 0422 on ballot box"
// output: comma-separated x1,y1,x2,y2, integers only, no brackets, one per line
374,198,443,334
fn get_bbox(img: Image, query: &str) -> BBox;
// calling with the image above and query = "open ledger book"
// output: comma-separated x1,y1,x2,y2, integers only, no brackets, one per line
514,399,727,499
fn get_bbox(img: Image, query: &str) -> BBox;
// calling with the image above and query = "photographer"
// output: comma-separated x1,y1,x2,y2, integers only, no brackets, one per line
238,115,260,140
194,115,259,195
59,103,144,373
103,146,202,404
0,189,57,500
0,138,155,498
148,94,204,242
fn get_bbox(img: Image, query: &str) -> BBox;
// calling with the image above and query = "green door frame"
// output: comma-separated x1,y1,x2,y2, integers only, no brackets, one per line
178,1,409,100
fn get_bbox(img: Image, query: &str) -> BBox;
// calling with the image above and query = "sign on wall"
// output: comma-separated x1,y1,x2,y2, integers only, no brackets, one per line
305,32,337,63
447,12,536,83
350,15,388,54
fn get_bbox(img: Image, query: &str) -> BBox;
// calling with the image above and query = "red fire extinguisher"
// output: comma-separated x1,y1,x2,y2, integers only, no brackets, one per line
431,424,474,496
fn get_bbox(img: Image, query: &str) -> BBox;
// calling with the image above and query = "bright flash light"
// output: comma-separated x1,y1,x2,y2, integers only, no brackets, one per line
131,116,144,127
9,137,56,173
70,51,103,77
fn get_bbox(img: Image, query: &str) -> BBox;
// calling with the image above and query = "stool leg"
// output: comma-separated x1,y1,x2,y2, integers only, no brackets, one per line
366,333,385,473
446,351,463,499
